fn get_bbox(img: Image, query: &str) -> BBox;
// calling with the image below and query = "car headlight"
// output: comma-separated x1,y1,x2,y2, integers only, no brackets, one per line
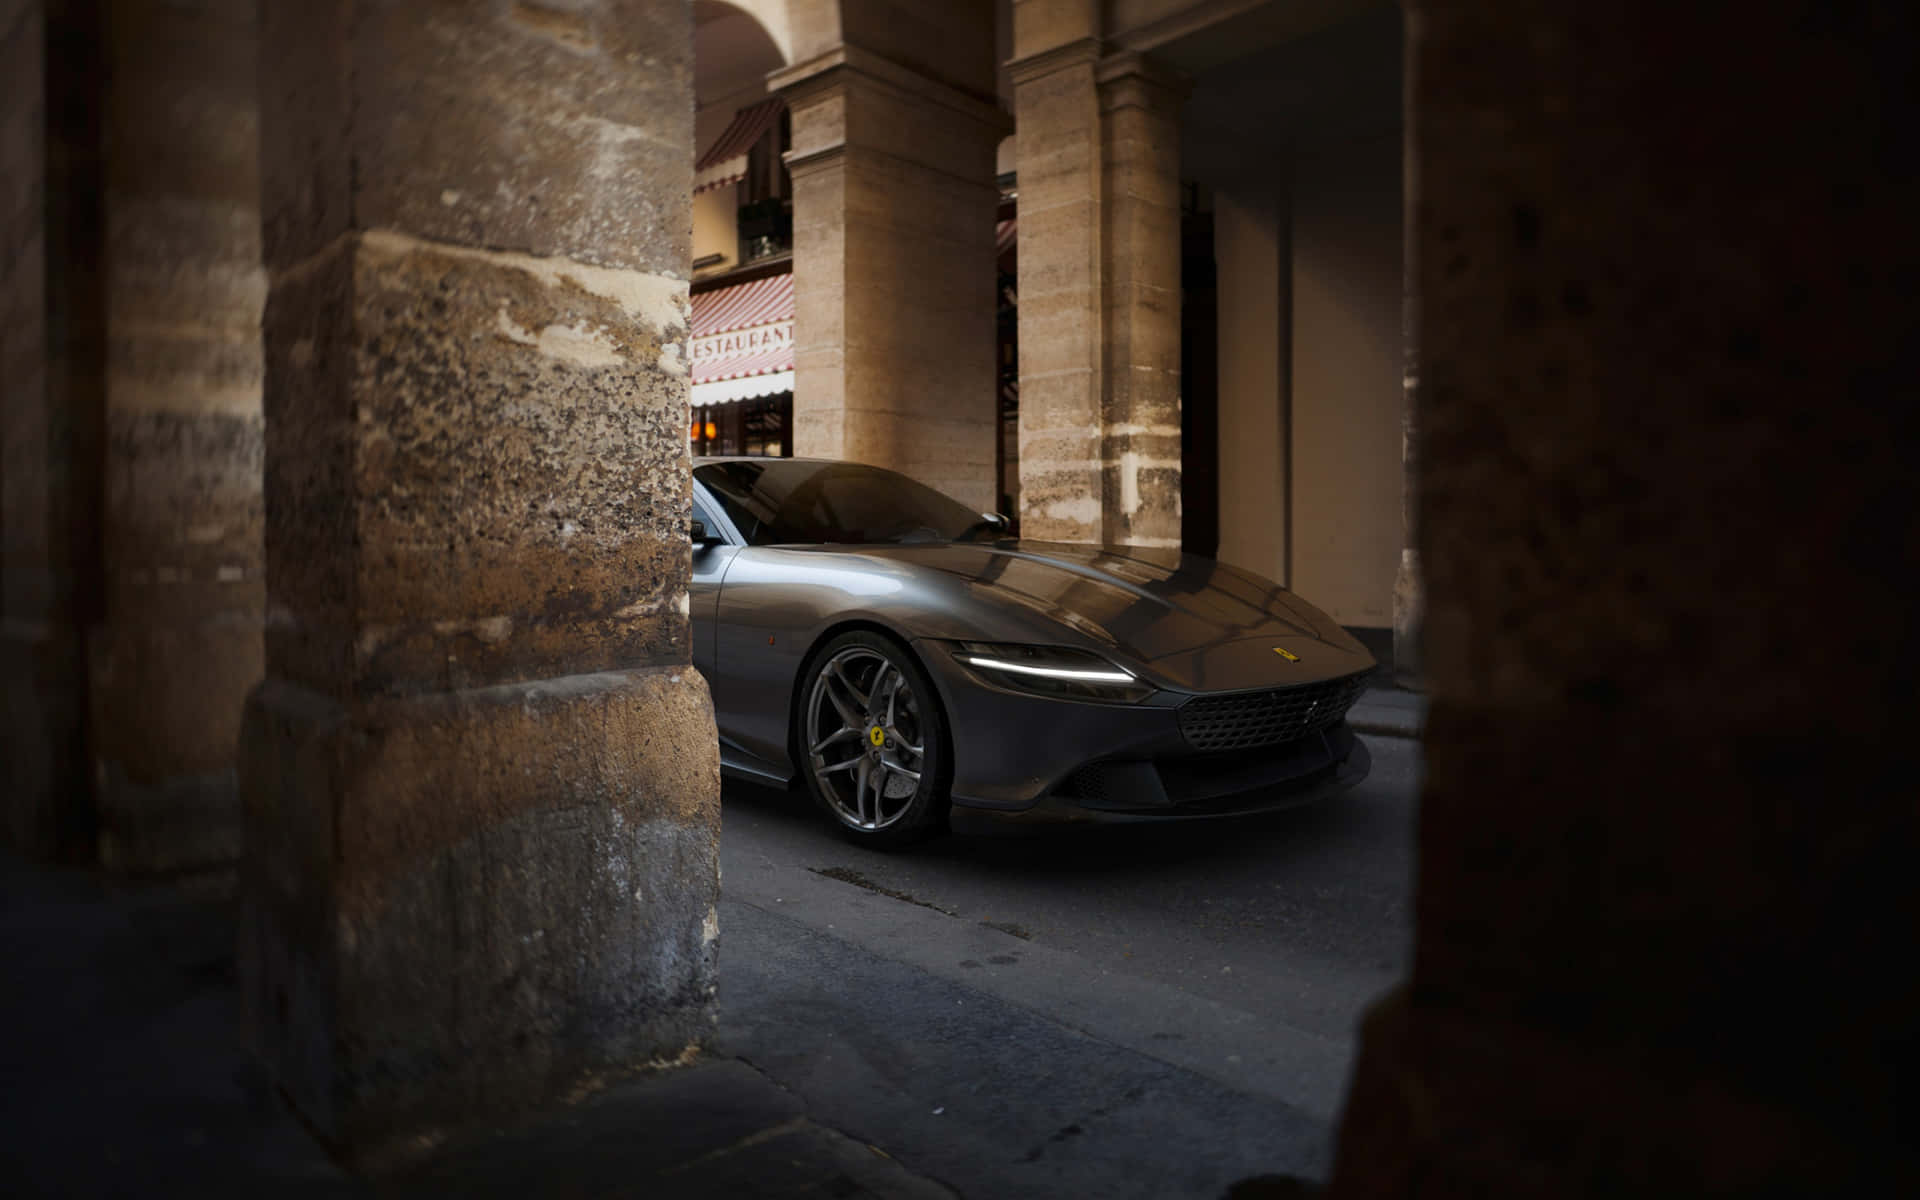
949,641,1154,704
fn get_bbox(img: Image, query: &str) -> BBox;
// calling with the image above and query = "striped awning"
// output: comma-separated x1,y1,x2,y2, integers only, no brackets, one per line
694,97,784,195
996,217,1017,258
691,272,794,406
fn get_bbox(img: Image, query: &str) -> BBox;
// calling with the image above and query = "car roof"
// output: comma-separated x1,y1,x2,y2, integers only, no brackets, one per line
693,456,840,466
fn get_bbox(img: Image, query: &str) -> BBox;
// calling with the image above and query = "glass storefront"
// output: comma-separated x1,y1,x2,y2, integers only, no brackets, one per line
690,393,793,458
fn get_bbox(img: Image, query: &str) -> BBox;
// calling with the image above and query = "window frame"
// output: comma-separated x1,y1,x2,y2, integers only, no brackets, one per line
691,479,745,547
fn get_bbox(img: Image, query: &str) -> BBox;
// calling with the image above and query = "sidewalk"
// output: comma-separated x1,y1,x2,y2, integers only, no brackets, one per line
1346,684,1426,740
0,854,950,1199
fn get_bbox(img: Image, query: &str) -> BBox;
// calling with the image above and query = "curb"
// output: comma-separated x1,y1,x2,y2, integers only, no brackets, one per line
1348,688,1427,740
1351,715,1422,739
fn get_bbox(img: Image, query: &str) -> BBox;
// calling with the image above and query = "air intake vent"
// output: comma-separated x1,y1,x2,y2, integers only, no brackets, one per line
1177,672,1371,752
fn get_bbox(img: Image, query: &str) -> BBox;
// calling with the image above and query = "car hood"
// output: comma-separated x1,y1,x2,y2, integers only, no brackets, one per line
859,539,1375,693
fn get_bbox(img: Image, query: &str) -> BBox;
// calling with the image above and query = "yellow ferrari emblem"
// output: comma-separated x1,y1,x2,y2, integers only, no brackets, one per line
869,725,887,747
1272,647,1301,662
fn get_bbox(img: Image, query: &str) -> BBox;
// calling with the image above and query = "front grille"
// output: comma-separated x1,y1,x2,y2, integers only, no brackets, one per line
1177,672,1371,752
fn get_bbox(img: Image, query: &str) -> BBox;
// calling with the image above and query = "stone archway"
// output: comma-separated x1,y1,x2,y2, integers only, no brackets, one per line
695,1,791,136
691,3,790,321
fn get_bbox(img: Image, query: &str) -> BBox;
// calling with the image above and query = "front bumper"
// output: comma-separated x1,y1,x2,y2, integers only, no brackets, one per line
914,637,1372,824
954,726,1372,828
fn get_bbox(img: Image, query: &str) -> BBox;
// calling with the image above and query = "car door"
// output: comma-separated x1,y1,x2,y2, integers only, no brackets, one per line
693,478,805,783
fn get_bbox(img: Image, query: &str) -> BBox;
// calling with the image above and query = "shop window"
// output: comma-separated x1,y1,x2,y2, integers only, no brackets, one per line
740,109,792,262
691,394,793,459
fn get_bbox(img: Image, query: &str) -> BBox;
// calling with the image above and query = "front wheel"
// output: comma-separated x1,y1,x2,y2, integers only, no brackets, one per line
796,631,950,847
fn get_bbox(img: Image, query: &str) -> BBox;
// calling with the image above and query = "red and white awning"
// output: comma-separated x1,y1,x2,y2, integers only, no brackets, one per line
691,272,794,406
694,97,785,195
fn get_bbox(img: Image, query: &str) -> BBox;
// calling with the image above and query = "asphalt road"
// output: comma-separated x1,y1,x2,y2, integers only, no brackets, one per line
0,732,1416,1200
714,731,1421,1196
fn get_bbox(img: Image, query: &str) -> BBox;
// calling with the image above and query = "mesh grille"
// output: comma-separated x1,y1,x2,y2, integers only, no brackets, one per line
1177,672,1371,752
1065,764,1111,804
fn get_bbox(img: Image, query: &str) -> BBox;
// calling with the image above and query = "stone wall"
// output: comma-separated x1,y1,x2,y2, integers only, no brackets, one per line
1212,190,1287,585
1287,130,1401,629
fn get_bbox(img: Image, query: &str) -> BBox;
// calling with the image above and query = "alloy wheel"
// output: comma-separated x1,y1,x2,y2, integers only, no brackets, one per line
804,646,928,832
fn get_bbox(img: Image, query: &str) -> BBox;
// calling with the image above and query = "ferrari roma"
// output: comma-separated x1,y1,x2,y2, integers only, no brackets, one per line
691,457,1376,846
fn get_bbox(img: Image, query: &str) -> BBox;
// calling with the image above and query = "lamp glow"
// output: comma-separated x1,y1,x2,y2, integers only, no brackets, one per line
961,655,1135,684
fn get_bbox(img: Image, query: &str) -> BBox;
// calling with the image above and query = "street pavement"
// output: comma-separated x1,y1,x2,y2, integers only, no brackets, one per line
714,726,1420,1196
0,719,1419,1198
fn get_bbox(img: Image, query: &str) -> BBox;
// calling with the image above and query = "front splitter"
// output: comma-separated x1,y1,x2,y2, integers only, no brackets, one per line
947,735,1373,832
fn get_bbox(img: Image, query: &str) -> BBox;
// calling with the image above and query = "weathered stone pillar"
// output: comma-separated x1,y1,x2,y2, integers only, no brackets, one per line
1008,33,1102,540
1389,44,1421,688
1329,0,1919,1193
1011,20,1184,545
241,1,718,1158
774,44,1005,511
2,0,56,853
89,0,263,875
2,0,104,860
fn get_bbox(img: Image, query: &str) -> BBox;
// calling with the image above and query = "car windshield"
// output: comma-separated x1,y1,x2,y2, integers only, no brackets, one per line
696,460,991,546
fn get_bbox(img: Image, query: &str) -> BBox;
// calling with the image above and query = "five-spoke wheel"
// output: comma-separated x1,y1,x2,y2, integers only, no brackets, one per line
798,631,948,845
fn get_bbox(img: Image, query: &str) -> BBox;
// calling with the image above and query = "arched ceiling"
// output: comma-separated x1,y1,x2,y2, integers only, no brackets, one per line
695,0,790,109
1179,1,1401,189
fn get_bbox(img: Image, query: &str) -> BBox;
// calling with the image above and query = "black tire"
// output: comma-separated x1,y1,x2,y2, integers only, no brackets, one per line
793,630,951,848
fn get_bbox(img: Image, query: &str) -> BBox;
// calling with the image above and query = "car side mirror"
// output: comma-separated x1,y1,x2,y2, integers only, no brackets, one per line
980,512,1009,532
691,518,722,548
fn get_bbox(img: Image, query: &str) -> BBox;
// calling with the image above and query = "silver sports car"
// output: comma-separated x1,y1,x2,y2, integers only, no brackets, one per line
691,457,1376,846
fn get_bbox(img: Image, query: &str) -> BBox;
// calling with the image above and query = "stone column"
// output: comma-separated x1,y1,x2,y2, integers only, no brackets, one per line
2,0,56,852
1008,34,1102,540
1389,38,1421,688
774,45,1006,512
1328,0,1920,1193
1096,53,1184,546
88,0,263,875
241,1,718,1159
2,0,105,860
1012,34,1185,546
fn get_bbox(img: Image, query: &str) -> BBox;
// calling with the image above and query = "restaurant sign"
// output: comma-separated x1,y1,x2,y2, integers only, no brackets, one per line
692,321,793,366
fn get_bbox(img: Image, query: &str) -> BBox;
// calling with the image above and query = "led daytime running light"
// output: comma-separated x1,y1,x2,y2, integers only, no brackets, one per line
961,655,1135,685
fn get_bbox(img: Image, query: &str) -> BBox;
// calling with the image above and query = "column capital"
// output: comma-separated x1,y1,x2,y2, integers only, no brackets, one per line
1095,50,1190,113
772,42,1010,184
769,42,1008,131
1007,36,1104,88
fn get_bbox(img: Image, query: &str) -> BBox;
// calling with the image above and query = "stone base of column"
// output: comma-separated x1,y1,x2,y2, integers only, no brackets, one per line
91,622,261,875
0,623,92,858
239,665,720,1162
1331,988,1914,1195
1391,548,1423,690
